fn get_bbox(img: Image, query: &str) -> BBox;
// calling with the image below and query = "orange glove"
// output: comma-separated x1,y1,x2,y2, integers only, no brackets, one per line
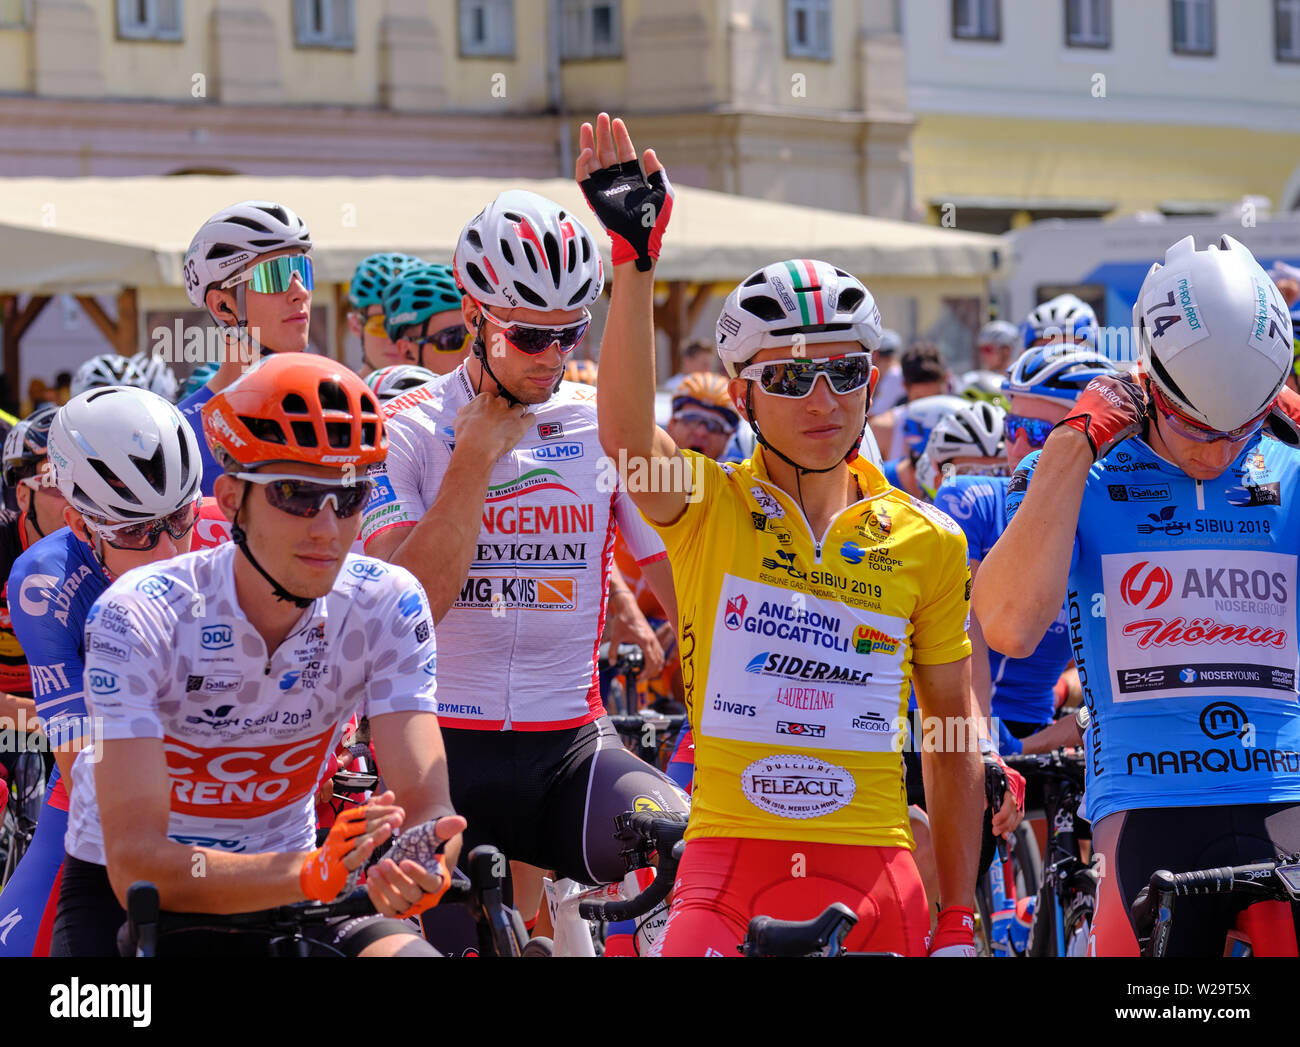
300,805,369,902
386,819,456,918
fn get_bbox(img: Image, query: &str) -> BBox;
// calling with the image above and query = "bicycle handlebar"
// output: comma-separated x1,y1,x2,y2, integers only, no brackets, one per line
577,811,689,922
1130,855,1300,956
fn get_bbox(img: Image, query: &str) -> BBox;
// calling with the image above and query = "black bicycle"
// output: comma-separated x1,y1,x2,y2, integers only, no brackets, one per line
1130,852,1300,958
1005,750,1097,957
601,642,686,771
119,843,546,957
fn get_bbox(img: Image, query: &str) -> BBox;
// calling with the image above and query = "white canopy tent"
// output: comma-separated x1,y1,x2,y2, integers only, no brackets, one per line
0,176,1002,402
0,175,1001,290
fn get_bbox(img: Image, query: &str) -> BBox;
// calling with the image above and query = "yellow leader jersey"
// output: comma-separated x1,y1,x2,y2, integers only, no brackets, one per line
648,449,972,847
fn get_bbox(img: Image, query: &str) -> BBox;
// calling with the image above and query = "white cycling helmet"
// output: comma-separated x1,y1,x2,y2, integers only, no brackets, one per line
977,320,1020,349
48,388,202,522
715,259,883,378
183,200,312,310
1021,293,1097,349
900,393,968,464
878,328,903,354
1136,235,1292,432
70,353,134,396
453,190,603,313
365,364,438,404
916,402,1006,499
129,352,179,402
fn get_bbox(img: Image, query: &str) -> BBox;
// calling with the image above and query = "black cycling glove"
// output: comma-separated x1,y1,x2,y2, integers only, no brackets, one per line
579,159,674,272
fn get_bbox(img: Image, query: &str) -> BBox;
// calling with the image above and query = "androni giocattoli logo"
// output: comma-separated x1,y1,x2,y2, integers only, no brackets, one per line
853,625,900,655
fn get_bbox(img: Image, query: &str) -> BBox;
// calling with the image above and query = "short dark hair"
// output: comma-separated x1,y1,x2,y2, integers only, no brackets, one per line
900,343,947,386
682,340,711,360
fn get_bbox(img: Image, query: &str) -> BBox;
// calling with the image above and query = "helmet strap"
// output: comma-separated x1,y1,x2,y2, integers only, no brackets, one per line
469,313,536,407
231,484,315,610
22,502,46,545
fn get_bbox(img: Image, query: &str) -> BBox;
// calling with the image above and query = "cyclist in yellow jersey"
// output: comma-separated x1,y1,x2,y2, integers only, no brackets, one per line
584,113,985,956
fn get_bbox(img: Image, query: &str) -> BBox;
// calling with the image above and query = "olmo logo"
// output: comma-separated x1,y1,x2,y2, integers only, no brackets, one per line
1120,561,1173,610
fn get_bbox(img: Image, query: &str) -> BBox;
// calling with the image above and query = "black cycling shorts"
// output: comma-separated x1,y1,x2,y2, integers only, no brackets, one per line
51,855,430,958
420,716,688,955
1106,802,1300,956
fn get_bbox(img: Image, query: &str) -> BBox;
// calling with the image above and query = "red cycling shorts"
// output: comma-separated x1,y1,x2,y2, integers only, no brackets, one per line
654,836,928,956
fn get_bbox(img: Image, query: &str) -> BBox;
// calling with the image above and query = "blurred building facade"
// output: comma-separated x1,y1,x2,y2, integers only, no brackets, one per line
905,0,1300,232
0,0,911,217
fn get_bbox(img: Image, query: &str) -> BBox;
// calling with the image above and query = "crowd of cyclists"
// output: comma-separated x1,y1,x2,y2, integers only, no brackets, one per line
2,110,1300,958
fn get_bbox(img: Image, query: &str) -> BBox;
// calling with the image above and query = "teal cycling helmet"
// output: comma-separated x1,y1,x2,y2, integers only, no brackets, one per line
382,263,464,340
349,253,421,311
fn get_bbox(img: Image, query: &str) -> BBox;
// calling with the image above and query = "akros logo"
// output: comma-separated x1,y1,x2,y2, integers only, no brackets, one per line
1120,561,1173,610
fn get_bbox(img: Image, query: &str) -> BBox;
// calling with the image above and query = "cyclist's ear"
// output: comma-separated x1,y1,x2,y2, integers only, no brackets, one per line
64,506,92,544
211,473,244,524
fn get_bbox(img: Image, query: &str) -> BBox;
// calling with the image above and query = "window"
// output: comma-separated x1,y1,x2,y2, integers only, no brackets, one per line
294,0,354,49
952,0,1000,41
1278,0,1300,61
0,0,28,28
460,0,515,57
116,0,182,41
1066,0,1110,48
1171,0,1214,55
560,0,621,59
787,0,832,59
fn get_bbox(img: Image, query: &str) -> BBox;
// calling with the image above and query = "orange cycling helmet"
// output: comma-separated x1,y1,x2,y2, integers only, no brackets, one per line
203,353,386,470
672,372,739,424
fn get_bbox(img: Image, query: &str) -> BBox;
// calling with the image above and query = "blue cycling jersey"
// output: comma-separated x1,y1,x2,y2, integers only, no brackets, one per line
882,460,901,489
177,384,222,498
8,529,110,752
935,475,1072,729
2,528,109,956
1008,433,1300,825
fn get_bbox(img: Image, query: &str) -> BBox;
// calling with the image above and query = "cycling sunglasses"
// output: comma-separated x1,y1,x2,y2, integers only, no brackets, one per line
1149,384,1269,445
406,324,469,355
362,313,388,338
222,255,315,295
1004,413,1056,449
234,473,374,519
87,500,201,551
478,305,590,356
736,353,872,398
672,409,736,437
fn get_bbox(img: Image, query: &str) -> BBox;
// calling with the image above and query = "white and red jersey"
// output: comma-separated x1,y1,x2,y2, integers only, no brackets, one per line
64,543,438,864
361,365,664,731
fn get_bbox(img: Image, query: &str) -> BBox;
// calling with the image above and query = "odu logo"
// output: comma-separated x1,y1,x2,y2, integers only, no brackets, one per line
201,625,234,651
1200,701,1250,741
136,575,175,600
88,670,119,695
347,561,388,582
